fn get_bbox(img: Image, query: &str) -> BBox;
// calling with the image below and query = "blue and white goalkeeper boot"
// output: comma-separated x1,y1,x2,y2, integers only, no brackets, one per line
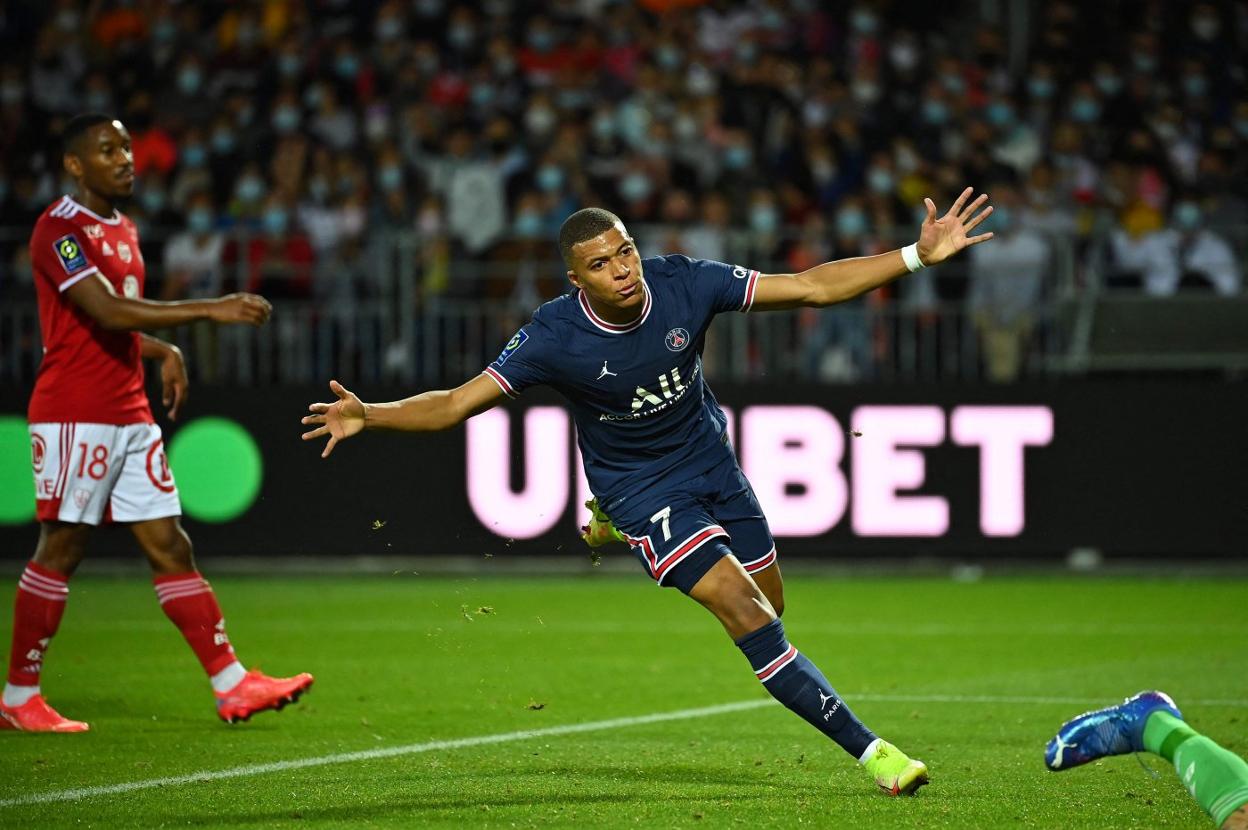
1045,690,1183,770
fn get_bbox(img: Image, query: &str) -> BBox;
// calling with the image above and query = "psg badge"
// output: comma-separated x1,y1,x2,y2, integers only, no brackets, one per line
665,327,690,352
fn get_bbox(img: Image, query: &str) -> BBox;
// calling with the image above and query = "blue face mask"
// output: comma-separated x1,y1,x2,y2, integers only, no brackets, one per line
273,106,301,133
536,166,564,192
378,166,403,192
211,130,236,154
867,168,894,195
278,54,302,78
152,20,177,43
178,67,202,95
513,212,543,237
308,178,330,202
181,144,207,168
470,83,495,107
141,189,166,213
922,100,950,125
1183,75,1208,97
1173,202,1201,231
619,173,652,202
1070,98,1101,123
836,209,868,238
723,145,751,170
335,55,360,79
654,45,681,70
263,208,289,236
527,30,555,52
1028,78,1055,99
749,205,779,235
986,102,1015,127
187,207,214,234
448,24,475,49
237,177,265,203
1094,74,1122,96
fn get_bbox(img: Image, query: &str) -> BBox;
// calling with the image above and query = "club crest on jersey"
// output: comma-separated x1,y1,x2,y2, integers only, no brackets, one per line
495,329,529,365
117,241,133,263
53,234,87,273
665,327,690,352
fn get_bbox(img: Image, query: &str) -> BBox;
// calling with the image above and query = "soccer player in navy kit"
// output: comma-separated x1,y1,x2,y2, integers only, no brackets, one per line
303,190,994,796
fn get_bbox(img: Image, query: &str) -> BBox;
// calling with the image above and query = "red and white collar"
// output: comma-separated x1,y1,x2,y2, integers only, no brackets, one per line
50,195,122,225
577,280,653,334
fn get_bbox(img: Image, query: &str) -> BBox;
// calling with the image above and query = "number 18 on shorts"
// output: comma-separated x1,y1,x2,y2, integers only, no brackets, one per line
29,423,181,525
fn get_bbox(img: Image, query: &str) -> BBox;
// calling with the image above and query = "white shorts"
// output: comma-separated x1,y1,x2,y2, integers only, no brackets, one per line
30,422,181,525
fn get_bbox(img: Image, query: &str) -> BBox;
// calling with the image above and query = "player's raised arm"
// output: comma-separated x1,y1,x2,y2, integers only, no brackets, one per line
64,273,272,331
749,187,994,312
301,373,507,458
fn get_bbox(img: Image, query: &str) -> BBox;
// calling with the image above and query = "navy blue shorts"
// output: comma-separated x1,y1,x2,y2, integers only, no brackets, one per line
607,452,777,594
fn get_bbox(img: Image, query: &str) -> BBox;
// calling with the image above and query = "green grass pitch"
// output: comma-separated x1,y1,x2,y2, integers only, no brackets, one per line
1,570,1245,828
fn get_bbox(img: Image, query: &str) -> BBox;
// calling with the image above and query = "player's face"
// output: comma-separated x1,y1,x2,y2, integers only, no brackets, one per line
567,225,646,314
66,121,135,200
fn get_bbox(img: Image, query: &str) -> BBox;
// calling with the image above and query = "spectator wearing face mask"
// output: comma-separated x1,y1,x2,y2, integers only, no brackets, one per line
1171,199,1241,296
967,184,1051,382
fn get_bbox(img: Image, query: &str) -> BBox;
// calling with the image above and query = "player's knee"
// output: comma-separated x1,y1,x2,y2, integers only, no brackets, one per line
33,523,90,575
145,525,196,574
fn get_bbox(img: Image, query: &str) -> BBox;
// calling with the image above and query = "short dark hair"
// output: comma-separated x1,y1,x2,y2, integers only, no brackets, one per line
62,113,115,155
558,207,625,268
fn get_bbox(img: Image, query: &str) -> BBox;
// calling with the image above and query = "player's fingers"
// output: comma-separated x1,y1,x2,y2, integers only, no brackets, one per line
309,402,331,413
329,379,351,400
964,204,994,232
302,425,330,440
948,186,973,217
924,197,937,223
966,231,995,245
958,193,988,224
301,414,326,425
322,435,338,458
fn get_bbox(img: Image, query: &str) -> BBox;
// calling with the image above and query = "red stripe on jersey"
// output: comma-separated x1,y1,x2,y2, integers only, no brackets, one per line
482,366,517,397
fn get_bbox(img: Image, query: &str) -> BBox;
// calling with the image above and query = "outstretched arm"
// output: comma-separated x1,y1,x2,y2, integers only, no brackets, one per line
301,373,507,458
750,187,994,311
65,271,272,331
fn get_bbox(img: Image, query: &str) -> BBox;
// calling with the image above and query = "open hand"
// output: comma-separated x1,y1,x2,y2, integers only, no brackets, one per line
915,187,995,266
301,380,366,458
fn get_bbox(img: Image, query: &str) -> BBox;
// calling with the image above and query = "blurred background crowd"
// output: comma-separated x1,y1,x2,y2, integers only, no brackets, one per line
0,0,1245,385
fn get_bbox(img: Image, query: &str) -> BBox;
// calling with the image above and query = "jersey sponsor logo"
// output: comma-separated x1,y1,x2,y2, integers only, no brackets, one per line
84,224,105,239
495,329,529,365
53,234,88,273
31,434,47,473
117,241,133,263
665,327,690,352
122,274,140,298
732,265,749,279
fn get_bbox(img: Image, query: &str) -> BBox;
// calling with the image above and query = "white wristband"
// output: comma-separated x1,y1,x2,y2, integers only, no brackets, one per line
901,243,926,273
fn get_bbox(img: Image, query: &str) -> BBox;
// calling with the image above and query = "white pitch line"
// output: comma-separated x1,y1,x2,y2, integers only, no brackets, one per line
0,699,773,808
5,692,1247,809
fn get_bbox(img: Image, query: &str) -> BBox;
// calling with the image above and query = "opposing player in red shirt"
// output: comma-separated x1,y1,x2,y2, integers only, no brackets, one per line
2,114,313,733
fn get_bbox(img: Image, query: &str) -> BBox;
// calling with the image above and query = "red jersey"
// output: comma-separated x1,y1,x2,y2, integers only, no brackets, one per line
27,195,153,425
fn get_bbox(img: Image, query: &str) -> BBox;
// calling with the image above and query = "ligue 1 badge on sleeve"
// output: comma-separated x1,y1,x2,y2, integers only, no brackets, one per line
495,329,529,365
665,327,690,352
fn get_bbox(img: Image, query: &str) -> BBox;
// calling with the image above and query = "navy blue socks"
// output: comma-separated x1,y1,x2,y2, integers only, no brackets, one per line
735,618,877,760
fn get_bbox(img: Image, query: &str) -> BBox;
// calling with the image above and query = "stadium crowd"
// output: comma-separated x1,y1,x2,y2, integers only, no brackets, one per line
0,0,1244,382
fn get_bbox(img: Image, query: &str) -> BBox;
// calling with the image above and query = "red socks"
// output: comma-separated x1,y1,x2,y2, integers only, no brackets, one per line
6,561,69,687
154,572,238,676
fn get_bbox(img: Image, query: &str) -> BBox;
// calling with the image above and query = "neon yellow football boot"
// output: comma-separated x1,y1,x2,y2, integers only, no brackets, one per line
863,740,929,796
580,498,626,548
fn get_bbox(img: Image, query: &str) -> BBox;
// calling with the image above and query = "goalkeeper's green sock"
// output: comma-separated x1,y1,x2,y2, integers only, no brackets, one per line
1144,711,1248,827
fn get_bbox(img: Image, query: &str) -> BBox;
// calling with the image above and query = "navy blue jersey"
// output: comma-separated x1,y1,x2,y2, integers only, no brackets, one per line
483,255,761,509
